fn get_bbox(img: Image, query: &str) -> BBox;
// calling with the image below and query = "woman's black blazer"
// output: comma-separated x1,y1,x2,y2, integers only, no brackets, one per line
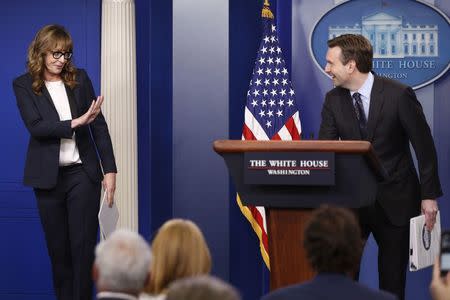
13,69,117,189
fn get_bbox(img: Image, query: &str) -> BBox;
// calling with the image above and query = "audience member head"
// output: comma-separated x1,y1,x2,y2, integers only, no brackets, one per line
93,229,152,296
166,275,240,300
303,205,363,276
147,219,212,294
430,257,450,300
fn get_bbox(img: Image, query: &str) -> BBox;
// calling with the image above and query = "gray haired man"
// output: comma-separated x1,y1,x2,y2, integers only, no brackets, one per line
93,229,152,300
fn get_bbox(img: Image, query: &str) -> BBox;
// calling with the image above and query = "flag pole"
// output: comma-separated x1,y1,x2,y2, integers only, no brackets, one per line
262,0,274,19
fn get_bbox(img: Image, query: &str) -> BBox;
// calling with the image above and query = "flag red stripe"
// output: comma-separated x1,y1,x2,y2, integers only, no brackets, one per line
249,206,269,251
242,124,269,253
272,133,281,140
242,124,257,140
285,117,301,140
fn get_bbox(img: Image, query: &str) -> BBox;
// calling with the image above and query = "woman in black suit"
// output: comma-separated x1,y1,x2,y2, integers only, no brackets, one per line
13,24,117,300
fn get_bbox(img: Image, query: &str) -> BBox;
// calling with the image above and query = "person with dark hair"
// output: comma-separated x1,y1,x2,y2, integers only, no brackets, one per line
13,24,117,300
166,275,240,300
261,205,397,300
319,34,442,300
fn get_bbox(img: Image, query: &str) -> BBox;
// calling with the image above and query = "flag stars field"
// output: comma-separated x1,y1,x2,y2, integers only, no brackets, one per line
244,14,301,138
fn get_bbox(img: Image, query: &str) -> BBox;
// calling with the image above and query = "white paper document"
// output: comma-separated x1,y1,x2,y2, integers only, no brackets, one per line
98,190,119,240
409,211,441,271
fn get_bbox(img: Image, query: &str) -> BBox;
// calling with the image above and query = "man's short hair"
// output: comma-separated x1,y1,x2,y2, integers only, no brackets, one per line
94,229,151,293
166,275,241,300
304,205,363,274
327,34,373,73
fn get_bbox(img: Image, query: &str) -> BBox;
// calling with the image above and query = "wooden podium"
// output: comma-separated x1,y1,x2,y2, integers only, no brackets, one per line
213,140,384,291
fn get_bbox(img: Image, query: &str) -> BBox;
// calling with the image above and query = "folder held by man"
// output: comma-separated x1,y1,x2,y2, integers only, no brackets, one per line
409,211,441,271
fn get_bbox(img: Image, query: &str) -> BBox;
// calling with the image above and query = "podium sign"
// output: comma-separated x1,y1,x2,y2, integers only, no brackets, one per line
244,152,335,185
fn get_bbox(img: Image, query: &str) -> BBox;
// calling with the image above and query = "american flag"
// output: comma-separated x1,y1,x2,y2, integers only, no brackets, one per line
237,5,301,270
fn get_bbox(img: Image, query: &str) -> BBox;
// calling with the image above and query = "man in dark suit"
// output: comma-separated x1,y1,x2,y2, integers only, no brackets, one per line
318,34,442,300
93,229,152,300
13,25,117,300
261,205,397,300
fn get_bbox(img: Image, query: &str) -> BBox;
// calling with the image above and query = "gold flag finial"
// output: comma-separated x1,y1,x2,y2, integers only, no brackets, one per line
262,0,274,19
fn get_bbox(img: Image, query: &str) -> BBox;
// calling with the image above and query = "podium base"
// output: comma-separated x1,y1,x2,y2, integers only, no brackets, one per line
267,208,316,290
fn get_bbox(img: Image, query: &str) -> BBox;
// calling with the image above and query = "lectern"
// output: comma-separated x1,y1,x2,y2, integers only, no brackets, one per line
213,140,384,291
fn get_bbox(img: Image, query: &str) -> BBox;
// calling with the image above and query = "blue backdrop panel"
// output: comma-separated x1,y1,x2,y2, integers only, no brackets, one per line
148,0,174,238
135,0,151,240
0,1,100,298
276,1,291,74
0,190,54,299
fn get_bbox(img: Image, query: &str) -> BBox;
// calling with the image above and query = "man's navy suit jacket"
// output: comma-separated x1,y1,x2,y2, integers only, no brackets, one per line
13,69,117,189
319,75,442,226
261,273,397,300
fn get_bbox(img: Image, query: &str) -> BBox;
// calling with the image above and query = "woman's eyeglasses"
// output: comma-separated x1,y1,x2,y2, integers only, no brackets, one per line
52,51,73,60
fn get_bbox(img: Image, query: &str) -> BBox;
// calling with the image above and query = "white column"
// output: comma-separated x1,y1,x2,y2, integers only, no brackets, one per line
101,0,138,231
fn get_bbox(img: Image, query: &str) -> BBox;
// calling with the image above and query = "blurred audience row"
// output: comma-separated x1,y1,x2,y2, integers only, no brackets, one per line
94,219,237,300
93,208,450,300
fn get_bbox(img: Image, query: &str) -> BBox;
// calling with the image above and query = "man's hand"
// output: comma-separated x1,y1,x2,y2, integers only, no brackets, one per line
422,199,438,231
102,172,116,207
430,257,450,300
71,96,104,128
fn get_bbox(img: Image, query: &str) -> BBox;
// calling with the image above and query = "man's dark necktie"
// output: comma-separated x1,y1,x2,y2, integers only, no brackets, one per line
352,92,368,139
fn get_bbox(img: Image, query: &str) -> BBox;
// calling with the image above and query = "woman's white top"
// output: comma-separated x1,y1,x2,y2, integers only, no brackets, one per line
45,80,82,166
